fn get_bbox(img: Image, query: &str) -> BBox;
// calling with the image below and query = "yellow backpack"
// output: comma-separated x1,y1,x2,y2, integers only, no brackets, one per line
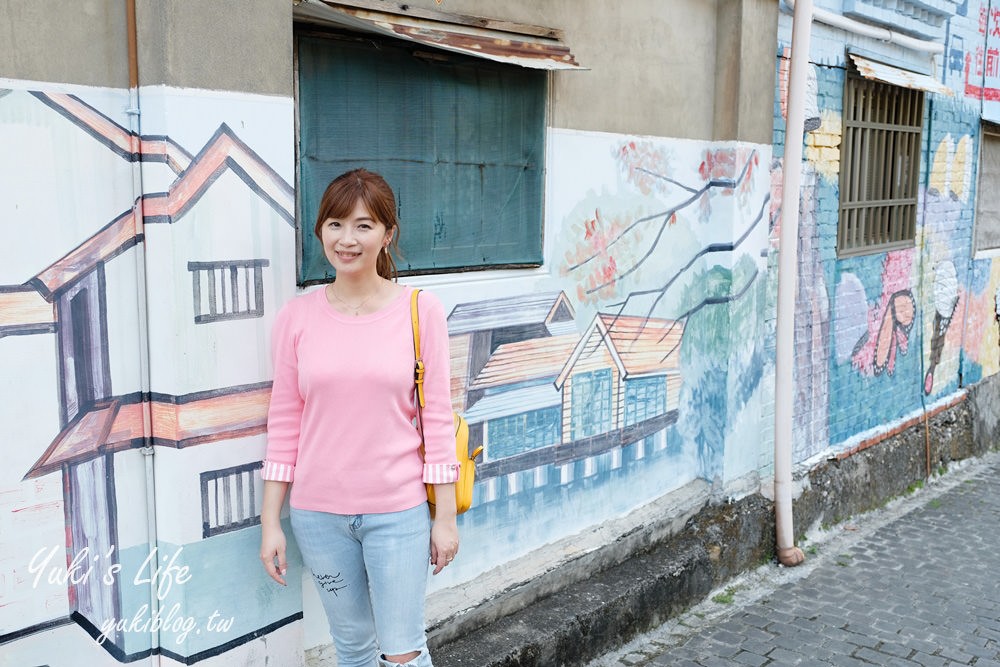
410,289,482,514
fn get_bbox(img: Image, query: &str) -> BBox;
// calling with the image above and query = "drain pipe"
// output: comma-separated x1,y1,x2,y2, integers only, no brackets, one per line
773,0,811,568
775,0,944,568
784,0,944,55
124,0,162,663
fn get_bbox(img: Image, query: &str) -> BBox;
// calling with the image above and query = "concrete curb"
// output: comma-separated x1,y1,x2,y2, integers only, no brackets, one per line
432,496,773,667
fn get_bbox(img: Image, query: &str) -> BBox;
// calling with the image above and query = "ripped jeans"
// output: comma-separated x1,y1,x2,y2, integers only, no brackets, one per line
291,504,434,667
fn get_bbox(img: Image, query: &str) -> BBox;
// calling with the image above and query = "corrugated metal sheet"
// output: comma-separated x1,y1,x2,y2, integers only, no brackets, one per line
294,0,584,70
849,54,952,96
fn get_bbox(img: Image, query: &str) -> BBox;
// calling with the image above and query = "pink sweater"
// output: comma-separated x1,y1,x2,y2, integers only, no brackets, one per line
262,285,459,514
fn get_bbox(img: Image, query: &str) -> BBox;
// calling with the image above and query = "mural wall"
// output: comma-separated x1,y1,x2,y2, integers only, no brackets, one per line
774,0,1000,465
0,79,775,663
436,129,775,589
0,81,303,666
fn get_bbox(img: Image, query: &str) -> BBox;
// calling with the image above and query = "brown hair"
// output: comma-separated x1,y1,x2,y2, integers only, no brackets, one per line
313,168,400,281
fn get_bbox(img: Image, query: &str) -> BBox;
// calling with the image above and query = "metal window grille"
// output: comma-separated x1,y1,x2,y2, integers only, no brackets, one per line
189,259,270,324
201,461,263,538
838,73,923,256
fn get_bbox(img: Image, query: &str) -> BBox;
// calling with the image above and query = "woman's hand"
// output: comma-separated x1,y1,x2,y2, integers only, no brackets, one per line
260,523,288,585
430,515,459,575
429,482,459,575
260,480,290,585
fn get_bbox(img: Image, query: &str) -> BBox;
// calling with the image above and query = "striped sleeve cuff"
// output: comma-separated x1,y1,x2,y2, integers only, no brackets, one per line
261,460,295,483
422,463,460,485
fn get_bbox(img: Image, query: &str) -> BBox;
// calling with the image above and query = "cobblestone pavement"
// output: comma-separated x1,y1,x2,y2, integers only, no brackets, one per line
587,451,1000,667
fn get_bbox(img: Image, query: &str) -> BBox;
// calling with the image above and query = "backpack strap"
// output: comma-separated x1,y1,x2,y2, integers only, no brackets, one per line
410,289,426,408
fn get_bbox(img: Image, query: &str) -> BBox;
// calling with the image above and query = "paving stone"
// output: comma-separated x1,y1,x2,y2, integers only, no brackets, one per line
825,656,875,667
879,641,915,658
736,638,775,658
697,657,733,667
970,659,1000,667
766,646,809,664
881,657,921,667
650,657,697,667
586,456,1000,667
853,646,888,663
909,652,948,667
731,651,768,667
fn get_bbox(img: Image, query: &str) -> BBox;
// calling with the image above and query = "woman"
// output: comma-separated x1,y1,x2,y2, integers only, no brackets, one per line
259,169,460,667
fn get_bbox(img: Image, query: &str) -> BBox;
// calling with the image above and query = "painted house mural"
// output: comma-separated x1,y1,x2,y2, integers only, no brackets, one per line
436,128,774,587
0,66,775,662
0,84,302,665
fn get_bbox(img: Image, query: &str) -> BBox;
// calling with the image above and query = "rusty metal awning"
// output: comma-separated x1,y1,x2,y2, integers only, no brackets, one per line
293,0,585,70
849,54,952,96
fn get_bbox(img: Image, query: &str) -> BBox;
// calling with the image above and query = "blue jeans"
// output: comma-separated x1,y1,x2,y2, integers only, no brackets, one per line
291,504,434,667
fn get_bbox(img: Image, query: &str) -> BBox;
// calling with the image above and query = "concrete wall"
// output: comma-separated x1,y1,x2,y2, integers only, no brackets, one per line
402,0,778,141
713,0,780,143
0,0,129,87
0,2,784,663
135,0,292,95
0,0,292,92
1,1,298,663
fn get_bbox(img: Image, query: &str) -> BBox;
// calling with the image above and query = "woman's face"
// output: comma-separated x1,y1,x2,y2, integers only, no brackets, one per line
320,198,392,279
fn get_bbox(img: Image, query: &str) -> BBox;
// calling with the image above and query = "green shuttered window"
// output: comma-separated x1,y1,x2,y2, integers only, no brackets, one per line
297,33,546,283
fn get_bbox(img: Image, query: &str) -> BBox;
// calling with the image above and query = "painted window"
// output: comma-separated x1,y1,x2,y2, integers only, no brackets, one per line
624,376,666,426
188,259,269,324
296,33,545,284
200,461,263,538
487,407,561,458
838,71,923,257
570,369,613,440
975,125,1000,253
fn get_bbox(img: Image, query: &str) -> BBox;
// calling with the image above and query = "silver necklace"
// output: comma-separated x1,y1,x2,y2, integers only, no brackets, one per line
328,284,380,316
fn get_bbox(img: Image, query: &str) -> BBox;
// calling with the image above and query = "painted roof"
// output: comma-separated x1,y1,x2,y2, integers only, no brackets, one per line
462,383,561,423
469,333,580,390
19,94,293,300
0,288,56,337
447,291,575,334
25,386,271,479
599,314,684,374
556,313,684,387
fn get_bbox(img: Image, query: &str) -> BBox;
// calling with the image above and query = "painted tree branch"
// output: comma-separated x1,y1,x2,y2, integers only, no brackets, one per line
565,150,757,276
602,194,768,348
